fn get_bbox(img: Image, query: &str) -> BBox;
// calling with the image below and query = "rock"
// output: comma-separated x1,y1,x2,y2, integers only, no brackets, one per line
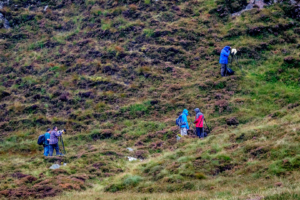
127,156,138,161
0,12,10,29
49,164,60,169
126,147,134,152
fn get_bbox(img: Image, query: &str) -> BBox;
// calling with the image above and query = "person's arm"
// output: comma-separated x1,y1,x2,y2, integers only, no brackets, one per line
224,50,230,57
194,116,200,124
183,115,189,129
55,131,62,137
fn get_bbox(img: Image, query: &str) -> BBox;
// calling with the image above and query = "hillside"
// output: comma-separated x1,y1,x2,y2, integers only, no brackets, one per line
1,0,300,199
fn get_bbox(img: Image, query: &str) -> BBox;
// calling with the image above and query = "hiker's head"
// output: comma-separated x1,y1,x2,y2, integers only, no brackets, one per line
224,46,231,51
53,126,58,131
46,128,51,132
194,108,200,113
183,109,188,116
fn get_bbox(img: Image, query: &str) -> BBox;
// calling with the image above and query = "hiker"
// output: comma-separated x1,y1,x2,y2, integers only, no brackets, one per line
49,126,63,156
219,46,231,77
194,108,204,138
180,109,189,136
44,128,51,156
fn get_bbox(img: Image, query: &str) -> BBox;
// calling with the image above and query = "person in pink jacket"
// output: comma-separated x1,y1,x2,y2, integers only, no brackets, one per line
194,108,204,138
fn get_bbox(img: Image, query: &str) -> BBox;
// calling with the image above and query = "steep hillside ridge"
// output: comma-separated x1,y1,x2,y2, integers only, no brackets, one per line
1,0,300,199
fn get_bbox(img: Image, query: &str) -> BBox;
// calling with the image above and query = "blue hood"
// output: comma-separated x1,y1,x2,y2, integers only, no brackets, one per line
182,109,188,116
219,46,231,64
224,46,231,51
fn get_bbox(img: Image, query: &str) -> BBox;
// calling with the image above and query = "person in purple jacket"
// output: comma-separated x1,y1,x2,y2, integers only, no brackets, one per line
49,126,63,156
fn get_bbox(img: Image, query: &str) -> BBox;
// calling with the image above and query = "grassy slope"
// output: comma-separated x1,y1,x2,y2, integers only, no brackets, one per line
1,0,300,199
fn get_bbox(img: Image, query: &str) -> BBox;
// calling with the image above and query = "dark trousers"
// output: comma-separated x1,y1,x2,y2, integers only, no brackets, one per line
49,143,60,156
196,127,204,138
221,64,227,77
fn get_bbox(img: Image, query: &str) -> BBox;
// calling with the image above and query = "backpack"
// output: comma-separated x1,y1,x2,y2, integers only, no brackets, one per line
37,134,45,145
226,67,235,75
176,114,186,126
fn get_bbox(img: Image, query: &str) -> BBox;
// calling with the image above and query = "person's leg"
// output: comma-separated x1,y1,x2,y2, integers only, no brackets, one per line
49,145,54,156
54,143,60,155
44,146,49,156
196,127,200,138
200,128,204,138
221,64,226,77
180,128,184,136
183,128,188,136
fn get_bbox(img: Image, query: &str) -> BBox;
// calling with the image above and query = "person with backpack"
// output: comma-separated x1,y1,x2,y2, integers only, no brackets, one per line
44,128,51,156
219,46,231,77
179,109,189,136
194,108,204,138
49,126,63,156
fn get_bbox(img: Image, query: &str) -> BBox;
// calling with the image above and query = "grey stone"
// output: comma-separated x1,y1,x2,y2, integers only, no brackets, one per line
49,164,60,169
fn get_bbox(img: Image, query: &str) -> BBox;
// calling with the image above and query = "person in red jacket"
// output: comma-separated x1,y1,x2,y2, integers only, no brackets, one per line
194,108,204,138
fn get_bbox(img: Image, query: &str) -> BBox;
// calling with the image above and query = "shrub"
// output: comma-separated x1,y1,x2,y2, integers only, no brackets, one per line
143,29,154,37
123,175,143,187
194,172,206,179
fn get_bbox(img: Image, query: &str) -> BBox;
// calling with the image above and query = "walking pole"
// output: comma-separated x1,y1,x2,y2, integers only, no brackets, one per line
190,122,196,136
234,55,245,76
204,118,211,133
60,135,66,154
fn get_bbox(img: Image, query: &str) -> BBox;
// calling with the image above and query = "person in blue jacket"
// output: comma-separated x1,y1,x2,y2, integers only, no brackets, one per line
44,128,51,156
219,46,231,77
180,109,189,136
